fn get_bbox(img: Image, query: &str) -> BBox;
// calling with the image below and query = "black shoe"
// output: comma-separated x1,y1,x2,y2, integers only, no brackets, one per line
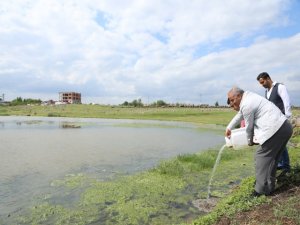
277,166,283,170
277,166,291,172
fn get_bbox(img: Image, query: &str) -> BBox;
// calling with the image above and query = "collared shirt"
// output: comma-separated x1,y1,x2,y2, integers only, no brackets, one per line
266,81,292,118
227,91,287,145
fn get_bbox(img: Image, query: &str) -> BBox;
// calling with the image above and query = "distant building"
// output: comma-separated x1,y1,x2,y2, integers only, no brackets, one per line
42,100,56,105
59,92,81,104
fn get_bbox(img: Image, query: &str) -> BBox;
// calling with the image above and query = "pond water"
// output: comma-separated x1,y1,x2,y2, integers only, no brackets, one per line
0,116,224,220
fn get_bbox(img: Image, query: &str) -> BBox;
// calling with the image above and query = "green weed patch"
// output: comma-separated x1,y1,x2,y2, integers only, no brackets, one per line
15,146,257,225
2,106,298,225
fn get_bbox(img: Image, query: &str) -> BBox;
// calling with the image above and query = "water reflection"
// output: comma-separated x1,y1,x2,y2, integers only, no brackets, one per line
0,116,224,221
59,122,81,129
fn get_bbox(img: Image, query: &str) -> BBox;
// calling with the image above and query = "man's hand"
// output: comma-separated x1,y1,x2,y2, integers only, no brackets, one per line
249,136,259,146
248,138,259,146
248,139,254,146
225,128,231,137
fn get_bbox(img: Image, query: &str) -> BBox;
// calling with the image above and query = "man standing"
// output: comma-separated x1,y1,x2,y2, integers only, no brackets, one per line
225,87,292,196
257,72,292,173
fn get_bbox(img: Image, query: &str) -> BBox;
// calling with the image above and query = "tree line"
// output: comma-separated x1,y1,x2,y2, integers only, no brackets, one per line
10,97,42,106
120,99,221,107
120,99,168,107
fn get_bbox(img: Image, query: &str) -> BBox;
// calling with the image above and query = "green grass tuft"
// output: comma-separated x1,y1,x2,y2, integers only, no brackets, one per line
191,177,269,225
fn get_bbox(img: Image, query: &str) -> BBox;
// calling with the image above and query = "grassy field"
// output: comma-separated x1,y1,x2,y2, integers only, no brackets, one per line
1,105,300,225
0,104,235,126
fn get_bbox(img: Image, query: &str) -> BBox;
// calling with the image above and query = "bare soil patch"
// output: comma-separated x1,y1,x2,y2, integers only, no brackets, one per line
216,184,300,225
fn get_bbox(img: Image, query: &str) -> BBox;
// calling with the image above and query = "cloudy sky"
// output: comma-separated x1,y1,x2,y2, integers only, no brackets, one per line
1,0,300,105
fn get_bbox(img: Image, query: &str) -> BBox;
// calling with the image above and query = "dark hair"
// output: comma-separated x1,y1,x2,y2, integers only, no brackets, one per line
257,72,270,81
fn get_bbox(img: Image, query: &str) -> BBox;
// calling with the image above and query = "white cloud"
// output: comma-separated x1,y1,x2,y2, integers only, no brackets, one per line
0,0,299,105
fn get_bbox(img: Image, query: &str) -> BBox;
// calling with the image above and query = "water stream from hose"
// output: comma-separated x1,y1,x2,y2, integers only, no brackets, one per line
207,144,226,199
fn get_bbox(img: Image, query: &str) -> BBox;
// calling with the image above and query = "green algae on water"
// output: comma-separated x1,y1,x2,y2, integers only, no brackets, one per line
16,147,257,225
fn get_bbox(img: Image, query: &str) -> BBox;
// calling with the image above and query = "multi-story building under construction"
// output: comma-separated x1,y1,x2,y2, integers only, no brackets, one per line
59,92,81,104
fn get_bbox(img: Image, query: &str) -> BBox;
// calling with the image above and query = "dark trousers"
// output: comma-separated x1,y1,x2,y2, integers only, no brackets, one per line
278,146,290,171
255,120,293,195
